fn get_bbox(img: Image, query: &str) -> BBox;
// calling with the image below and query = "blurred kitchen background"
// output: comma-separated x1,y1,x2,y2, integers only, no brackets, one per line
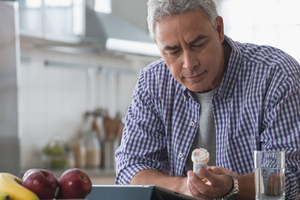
0,0,299,184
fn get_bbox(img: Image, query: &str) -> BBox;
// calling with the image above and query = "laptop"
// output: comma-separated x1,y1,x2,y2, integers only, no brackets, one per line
87,185,197,200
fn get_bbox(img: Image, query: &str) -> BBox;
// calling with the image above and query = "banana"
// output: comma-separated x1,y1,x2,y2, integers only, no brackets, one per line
0,173,39,200
0,191,10,200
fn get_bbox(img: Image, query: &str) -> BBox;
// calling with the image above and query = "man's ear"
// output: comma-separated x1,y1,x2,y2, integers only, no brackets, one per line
216,16,225,43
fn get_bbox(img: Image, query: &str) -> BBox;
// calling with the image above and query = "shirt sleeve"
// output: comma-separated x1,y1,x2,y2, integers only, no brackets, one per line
261,64,300,199
115,69,169,185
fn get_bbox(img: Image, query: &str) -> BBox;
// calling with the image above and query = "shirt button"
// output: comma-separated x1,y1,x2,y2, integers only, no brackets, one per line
179,153,184,158
227,98,232,102
190,121,195,126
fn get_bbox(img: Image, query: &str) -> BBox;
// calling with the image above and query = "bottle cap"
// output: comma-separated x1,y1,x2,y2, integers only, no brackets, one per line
191,148,209,165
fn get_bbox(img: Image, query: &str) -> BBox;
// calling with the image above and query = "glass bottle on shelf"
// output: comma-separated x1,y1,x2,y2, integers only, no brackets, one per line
70,134,86,168
70,112,94,168
65,146,75,168
84,127,101,168
81,113,101,168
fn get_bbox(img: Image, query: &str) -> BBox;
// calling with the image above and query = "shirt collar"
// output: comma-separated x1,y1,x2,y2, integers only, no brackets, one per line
215,35,244,100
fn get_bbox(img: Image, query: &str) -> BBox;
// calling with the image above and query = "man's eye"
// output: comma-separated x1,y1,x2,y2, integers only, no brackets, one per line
169,50,180,56
195,42,205,48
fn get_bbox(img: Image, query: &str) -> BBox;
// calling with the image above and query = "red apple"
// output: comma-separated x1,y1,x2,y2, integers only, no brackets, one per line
56,168,92,199
22,168,59,199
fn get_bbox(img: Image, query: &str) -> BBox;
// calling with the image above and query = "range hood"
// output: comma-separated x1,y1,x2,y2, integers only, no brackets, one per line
85,6,160,57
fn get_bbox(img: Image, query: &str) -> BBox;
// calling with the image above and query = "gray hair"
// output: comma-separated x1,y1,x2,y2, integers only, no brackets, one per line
147,0,218,38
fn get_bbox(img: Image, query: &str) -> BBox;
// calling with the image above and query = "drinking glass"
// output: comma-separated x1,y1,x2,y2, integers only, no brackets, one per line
254,151,285,200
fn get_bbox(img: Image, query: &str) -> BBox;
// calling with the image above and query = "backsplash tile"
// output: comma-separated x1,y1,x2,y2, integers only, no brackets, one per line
19,42,157,169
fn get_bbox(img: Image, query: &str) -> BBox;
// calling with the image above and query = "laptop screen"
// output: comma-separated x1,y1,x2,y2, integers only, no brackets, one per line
87,185,197,200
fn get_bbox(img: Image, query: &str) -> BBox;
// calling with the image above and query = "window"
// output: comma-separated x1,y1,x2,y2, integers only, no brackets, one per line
94,0,112,14
217,0,300,62
19,0,42,33
25,0,41,8
45,0,72,7
18,0,84,40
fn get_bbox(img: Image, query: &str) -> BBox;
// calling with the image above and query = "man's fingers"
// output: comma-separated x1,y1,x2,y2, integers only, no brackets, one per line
197,167,233,197
187,171,208,198
188,178,200,196
198,167,222,184
188,170,221,199
187,167,239,199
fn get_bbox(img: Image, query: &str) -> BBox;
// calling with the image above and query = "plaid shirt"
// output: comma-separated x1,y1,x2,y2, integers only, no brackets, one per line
115,36,300,199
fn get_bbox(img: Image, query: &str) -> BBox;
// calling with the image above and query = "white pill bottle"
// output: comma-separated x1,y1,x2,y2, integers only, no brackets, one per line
191,148,209,180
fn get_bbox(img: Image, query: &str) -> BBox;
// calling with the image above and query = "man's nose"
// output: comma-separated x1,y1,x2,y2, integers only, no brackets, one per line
182,50,198,70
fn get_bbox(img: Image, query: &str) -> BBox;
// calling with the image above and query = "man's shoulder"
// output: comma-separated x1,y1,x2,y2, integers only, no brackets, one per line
143,58,167,72
239,42,300,74
241,43,288,63
137,58,184,94
140,58,174,81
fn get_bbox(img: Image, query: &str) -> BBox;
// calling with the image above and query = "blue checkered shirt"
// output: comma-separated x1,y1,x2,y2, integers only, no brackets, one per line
115,36,300,199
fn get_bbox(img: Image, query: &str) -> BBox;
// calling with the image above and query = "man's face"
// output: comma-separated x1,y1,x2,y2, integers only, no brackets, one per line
154,9,226,93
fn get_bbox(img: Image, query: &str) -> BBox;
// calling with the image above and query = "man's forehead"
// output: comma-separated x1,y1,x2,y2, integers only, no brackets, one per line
155,21,209,50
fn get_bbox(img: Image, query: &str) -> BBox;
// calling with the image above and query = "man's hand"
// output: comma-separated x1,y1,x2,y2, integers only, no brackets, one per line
187,167,233,199
130,167,254,200
187,166,255,200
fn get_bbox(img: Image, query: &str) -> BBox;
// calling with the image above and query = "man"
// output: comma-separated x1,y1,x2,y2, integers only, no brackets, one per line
115,0,300,199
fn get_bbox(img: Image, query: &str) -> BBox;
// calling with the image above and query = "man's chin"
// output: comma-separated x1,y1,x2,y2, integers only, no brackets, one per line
187,85,212,93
